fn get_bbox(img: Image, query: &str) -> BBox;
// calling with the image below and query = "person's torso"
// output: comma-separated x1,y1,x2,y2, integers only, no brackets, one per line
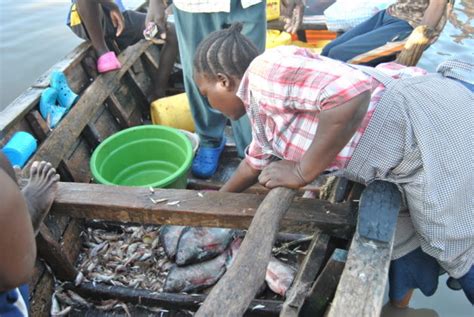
67,0,126,26
387,0,448,35
239,47,428,171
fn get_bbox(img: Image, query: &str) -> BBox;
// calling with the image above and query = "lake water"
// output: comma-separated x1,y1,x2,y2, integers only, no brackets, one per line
0,1,473,316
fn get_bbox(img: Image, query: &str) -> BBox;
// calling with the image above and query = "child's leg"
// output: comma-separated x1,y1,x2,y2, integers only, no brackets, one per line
322,10,413,62
152,24,179,100
457,266,474,304
321,10,387,57
76,0,110,56
388,247,440,307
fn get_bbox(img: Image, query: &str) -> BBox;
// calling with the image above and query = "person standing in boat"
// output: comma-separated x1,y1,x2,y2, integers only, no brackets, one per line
145,0,305,179
67,0,178,99
192,24,474,307
321,0,450,64
0,153,60,316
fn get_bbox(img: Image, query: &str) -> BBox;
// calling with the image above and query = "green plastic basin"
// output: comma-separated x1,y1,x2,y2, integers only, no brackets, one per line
90,125,192,189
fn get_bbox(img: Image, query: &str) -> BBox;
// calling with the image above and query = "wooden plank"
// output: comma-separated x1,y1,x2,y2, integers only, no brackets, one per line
196,188,297,317
328,233,394,317
26,110,50,141
51,182,355,237
33,42,91,88
0,87,43,138
36,224,78,282
104,94,131,128
280,231,330,316
23,40,152,172
68,282,282,316
300,249,347,316
29,269,55,317
81,123,102,151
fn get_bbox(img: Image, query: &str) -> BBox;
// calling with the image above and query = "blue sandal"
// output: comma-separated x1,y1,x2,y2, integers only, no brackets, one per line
39,87,67,128
191,137,226,179
50,70,79,110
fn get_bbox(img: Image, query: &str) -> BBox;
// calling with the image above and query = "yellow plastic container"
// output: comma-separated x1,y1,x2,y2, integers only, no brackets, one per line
266,29,292,49
150,93,195,132
266,0,280,21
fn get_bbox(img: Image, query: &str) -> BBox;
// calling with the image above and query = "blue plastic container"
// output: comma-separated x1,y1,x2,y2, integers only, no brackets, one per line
2,131,37,167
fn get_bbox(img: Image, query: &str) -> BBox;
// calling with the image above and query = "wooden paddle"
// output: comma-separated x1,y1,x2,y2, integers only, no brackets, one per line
195,187,297,317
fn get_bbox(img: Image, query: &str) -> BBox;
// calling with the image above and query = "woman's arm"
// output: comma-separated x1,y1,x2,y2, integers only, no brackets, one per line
420,0,446,30
220,159,261,193
259,91,371,188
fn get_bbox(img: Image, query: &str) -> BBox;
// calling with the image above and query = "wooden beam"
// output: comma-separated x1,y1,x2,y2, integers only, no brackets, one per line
68,282,282,316
81,123,102,151
300,249,347,316
51,182,355,237
280,231,330,316
23,40,152,171
196,188,297,317
36,225,77,282
328,233,394,317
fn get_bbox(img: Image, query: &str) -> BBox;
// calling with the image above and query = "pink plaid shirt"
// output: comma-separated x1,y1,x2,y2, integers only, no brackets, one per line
237,46,427,171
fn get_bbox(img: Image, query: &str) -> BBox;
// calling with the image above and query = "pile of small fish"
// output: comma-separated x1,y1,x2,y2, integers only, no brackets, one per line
76,225,171,291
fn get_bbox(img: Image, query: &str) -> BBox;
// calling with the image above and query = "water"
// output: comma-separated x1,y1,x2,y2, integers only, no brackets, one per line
0,0,472,315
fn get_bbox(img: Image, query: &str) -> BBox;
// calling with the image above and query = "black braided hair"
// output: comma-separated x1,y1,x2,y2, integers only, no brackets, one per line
193,22,259,80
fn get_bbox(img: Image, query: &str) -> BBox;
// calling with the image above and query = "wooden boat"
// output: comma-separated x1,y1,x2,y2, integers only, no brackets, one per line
0,3,433,316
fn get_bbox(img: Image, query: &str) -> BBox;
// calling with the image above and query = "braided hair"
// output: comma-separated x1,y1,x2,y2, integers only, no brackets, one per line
193,23,259,80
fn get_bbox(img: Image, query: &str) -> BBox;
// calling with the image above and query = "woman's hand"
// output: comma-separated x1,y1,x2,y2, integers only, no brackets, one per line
146,0,167,40
258,160,308,189
281,0,305,34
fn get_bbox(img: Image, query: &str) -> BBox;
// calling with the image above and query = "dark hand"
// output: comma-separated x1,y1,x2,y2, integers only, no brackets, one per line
281,0,305,34
258,160,308,189
102,1,125,37
146,0,167,40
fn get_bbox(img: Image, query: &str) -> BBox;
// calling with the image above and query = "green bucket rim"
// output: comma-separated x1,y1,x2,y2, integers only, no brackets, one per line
90,125,193,188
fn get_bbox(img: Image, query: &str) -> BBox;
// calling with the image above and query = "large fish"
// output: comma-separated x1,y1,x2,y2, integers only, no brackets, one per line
159,225,186,260
175,227,234,266
266,256,296,297
163,238,242,293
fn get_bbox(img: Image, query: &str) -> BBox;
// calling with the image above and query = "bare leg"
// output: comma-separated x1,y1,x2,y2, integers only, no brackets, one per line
151,25,179,100
21,161,60,235
390,289,414,308
76,0,110,56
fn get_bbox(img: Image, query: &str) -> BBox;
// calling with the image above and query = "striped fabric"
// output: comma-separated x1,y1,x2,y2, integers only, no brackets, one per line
173,0,262,13
237,46,427,171
343,63,474,278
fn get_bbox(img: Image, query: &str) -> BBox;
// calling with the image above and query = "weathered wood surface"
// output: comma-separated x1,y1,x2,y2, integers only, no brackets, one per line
69,282,282,316
327,233,394,317
280,231,330,317
23,40,152,172
51,182,355,237
395,25,433,67
196,188,296,317
0,42,91,135
36,225,77,282
301,248,347,316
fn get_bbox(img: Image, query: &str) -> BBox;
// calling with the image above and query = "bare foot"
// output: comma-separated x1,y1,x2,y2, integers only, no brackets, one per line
21,161,60,234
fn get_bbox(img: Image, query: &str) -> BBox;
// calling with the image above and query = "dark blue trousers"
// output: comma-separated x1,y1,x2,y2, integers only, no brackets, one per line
321,10,413,62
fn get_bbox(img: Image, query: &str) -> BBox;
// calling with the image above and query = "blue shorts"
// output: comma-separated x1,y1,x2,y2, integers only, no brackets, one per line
388,247,440,301
0,284,29,317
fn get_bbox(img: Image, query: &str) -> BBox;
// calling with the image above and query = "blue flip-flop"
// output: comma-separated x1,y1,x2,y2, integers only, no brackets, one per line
191,137,226,179
39,87,67,128
50,70,79,110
